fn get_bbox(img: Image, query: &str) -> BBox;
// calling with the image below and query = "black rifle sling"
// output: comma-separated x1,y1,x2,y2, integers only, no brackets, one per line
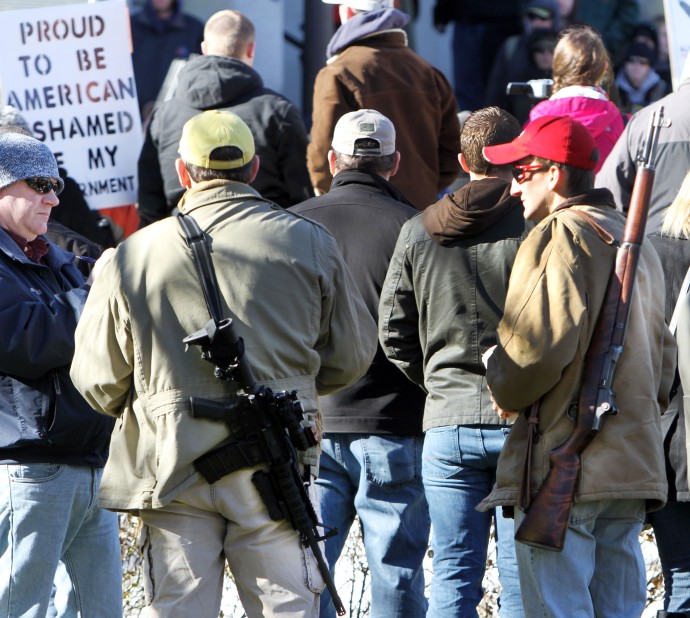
177,213,224,324
177,212,266,481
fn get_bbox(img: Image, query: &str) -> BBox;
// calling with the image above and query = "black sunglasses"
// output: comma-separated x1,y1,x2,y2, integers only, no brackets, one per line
24,176,63,195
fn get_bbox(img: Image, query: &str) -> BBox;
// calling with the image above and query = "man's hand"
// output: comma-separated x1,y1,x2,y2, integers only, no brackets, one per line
483,345,518,421
489,391,518,422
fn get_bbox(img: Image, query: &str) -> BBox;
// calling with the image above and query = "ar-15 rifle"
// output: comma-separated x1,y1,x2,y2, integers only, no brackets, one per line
176,212,345,615
184,318,346,616
514,107,670,551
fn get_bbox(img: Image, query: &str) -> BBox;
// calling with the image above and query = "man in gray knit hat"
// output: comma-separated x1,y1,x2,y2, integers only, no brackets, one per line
0,131,122,618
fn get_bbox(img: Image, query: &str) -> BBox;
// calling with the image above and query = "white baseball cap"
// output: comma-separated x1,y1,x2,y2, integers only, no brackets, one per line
331,109,396,156
322,0,394,11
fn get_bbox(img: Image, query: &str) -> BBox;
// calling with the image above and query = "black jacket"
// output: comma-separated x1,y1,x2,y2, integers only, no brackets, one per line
137,54,313,226
0,229,114,467
291,170,425,435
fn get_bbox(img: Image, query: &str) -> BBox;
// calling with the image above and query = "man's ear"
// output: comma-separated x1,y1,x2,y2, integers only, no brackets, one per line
245,40,256,63
547,164,573,203
328,150,337,176
389,151,401,177
459,153,470,174
175,158,192,188
339,5,356,23
546,164,562,192
248,155,261,183
201,40,208,55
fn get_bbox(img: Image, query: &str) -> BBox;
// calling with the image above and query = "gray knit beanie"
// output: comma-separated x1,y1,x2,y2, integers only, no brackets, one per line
0,132,63,192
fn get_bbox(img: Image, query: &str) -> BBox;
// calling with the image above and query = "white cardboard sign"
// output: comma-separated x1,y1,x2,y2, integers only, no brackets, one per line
0,0,142,209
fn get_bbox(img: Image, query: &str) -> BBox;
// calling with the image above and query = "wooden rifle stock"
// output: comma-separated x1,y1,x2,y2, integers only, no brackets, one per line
514,108,669,551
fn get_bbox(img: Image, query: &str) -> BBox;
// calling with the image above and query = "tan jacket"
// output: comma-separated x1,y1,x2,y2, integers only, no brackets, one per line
70,181,377,512
479,193,675,512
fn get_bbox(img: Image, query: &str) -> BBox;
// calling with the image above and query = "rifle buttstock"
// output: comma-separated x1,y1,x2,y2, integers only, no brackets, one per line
514,452,581,551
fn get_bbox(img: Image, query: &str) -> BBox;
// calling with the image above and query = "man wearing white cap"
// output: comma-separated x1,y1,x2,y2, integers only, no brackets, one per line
71,110,377,618
293,109,429,618
309,0,460,210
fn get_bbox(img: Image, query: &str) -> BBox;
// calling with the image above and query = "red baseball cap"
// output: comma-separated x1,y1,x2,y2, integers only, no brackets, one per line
483,115,599,171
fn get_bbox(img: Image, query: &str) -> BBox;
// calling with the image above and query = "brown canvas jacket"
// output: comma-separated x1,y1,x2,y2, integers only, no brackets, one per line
479,193,675,512
308,30,460,210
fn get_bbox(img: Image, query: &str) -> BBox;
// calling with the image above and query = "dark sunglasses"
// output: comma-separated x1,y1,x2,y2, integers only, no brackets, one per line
25,176,63,195
512,163,548,183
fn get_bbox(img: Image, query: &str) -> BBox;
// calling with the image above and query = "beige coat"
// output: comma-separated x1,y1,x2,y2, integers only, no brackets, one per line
479,195,675,512
70,181,377,512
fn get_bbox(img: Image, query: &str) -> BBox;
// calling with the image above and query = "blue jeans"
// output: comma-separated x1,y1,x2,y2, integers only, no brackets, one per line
649,501,690,613
422,425,523,618
514,499,646,618
0,463,122,618
316,434,430,618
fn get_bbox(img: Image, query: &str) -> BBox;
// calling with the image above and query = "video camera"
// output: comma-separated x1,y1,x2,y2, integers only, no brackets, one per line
506,79,554,100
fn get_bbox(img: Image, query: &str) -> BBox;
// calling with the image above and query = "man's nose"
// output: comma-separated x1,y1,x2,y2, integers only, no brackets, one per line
510,179,522,197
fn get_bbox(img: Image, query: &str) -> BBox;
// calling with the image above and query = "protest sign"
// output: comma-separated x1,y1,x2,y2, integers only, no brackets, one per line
664,0,690,90
0,0,142,209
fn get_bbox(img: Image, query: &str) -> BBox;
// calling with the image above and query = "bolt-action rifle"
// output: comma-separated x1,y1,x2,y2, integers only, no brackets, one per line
514,107,669,551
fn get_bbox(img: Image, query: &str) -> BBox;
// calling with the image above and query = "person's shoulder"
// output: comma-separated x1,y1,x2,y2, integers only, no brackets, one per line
248,86,301,116
289,197,323,217
276,203,333,232
399,211,427,241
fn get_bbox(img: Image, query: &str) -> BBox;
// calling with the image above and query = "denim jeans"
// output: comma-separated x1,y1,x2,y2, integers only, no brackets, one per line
316,434,430,618
422,425,523,618
649,501,690,613
0,463,122,618
514,498,646,618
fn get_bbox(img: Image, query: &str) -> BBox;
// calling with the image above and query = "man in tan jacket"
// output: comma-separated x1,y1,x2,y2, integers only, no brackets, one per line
71,110,377,618
478,115,675,617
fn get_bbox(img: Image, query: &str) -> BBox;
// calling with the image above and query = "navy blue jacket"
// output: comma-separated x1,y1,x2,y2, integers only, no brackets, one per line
130,0,204,116
0,229,113,466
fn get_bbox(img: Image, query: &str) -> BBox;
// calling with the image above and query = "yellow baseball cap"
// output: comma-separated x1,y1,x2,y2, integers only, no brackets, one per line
178,110,255,170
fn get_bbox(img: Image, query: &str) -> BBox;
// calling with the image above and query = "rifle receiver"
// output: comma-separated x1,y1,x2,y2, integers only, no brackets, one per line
637,107,670,170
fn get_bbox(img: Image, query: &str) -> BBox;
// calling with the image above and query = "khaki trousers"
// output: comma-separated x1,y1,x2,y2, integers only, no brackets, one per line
138,466,324,618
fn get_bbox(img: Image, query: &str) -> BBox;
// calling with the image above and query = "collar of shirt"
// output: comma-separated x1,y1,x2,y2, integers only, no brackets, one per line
4,229,49,263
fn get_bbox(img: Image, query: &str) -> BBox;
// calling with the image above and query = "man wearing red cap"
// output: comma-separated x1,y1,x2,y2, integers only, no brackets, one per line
476,115,675,616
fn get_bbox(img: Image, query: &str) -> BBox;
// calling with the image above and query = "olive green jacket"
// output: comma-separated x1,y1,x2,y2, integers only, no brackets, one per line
71,181,377,512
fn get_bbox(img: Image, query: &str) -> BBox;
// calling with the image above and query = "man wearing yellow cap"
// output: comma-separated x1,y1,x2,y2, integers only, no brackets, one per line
70,110,378,618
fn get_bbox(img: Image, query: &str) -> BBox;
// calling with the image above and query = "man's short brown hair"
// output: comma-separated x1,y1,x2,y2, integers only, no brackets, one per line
185,146,254,183
460,107,521,175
